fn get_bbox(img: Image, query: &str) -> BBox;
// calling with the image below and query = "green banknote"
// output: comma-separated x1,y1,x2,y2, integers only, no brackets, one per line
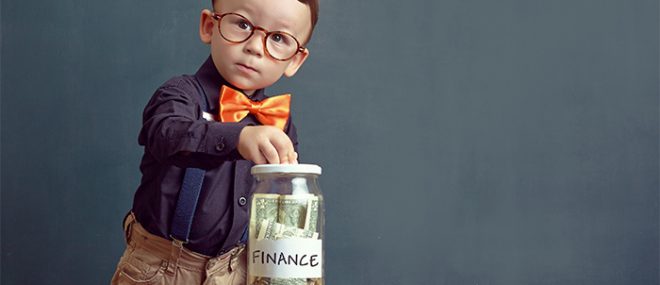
270,278,309,285
250,193,280,240
304,196,319,233
278,194,314,229
257,219,318,240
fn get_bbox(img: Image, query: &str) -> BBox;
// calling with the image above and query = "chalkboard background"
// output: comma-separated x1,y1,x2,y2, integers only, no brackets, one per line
2,0,658,284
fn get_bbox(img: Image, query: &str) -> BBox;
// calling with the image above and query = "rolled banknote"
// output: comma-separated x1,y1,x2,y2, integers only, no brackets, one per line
304,196,319,233
270,278,307,285
258,219,318,240
278,194,314,229
250,193,280,240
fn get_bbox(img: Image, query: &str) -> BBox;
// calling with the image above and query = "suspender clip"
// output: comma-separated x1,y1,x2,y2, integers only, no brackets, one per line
169,235,189,245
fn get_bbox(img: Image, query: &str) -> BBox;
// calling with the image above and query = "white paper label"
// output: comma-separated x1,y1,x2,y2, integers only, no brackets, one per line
248,239,323,278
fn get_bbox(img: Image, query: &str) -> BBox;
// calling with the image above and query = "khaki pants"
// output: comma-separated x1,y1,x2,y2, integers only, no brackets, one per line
111,213,246,285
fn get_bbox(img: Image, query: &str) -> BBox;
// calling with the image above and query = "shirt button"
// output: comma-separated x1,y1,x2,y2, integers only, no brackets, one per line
215,142,225,152
238,196,247,206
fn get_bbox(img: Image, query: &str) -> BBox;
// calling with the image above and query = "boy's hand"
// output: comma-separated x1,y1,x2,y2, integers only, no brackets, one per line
238,126,298,165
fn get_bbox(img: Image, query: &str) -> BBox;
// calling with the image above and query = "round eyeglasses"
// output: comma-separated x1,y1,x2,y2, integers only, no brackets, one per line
212,12,305,61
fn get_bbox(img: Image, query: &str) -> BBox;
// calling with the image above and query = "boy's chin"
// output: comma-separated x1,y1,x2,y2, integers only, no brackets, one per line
227,82,260,95
228,80,255,90
226,78,274,94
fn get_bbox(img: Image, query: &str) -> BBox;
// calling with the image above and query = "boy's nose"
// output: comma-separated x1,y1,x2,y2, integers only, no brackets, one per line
243,31,265,57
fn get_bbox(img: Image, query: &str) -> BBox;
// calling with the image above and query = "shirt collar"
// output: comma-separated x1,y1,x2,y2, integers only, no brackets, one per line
194,56,266,112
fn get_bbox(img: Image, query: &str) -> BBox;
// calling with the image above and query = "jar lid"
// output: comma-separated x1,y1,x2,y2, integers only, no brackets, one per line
251,164,322,175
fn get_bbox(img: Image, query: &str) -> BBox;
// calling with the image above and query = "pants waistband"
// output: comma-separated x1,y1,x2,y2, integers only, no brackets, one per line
124,212,245,272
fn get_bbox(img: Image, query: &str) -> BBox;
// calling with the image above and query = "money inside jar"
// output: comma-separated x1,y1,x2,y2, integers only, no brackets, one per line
248,164,324,285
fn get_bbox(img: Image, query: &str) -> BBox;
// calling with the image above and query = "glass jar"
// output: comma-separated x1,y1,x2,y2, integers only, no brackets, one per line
247,164,324,285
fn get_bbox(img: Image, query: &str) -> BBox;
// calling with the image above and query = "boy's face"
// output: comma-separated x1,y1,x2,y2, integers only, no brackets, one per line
200,0,312,95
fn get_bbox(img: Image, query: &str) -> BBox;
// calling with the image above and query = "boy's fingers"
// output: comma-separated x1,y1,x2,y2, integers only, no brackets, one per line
279,149,289,164
288,151,298,164
259,142,280,164
250,145,267,165
252,155,267,165
279,149,290,164
271,134,294,165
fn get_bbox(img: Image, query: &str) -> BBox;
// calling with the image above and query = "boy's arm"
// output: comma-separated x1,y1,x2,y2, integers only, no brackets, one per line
138,84,243,169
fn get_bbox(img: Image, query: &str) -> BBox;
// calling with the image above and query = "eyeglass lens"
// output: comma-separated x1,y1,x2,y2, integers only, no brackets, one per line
219,14,299,60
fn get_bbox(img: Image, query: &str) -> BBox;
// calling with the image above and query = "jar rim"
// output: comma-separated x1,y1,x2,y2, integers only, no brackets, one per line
251,164,322,175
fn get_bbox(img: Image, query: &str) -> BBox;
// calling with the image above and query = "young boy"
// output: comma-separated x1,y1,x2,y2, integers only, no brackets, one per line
111,0,318,284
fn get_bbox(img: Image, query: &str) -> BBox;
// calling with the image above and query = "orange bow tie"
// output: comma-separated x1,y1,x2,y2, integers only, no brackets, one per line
218,85,291,130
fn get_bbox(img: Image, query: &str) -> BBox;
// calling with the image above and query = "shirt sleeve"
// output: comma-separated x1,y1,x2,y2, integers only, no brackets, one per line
138,81,244,169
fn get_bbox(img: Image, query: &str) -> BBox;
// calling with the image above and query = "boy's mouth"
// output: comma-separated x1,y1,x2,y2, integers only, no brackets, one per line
236,63,258,74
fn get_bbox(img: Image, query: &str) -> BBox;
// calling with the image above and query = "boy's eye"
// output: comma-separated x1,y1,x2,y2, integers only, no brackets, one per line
237,20,251,31
227,17,252,31
270,33,289,45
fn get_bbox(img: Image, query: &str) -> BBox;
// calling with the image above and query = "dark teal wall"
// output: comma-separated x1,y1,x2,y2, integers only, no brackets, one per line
2,0,658,284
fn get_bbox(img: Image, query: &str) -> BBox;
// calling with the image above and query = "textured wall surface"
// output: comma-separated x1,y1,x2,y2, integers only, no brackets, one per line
1,0,658,284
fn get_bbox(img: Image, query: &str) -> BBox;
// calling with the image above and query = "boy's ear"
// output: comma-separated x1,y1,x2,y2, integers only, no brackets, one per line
284,48,310,77
199,9,214,44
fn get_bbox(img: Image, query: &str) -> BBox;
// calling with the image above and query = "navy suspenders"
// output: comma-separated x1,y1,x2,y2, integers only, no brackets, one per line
168,90,211,244
169,167,206,243
168,85,249,250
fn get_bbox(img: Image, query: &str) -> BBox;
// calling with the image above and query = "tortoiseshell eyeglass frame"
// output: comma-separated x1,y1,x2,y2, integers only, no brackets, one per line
211,12,306,61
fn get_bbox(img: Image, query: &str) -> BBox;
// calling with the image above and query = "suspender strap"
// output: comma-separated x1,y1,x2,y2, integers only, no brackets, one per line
240,226,248,244
169,88,210,243
170,168,205,242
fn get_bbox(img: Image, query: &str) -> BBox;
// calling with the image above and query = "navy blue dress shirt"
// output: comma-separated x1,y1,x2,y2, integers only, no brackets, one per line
131,56,298,256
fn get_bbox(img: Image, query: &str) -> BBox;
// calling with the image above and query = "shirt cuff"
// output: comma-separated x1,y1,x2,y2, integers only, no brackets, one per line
202,122,245,158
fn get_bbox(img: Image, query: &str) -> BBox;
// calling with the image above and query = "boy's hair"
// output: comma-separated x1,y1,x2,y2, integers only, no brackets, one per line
212,0,319,44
